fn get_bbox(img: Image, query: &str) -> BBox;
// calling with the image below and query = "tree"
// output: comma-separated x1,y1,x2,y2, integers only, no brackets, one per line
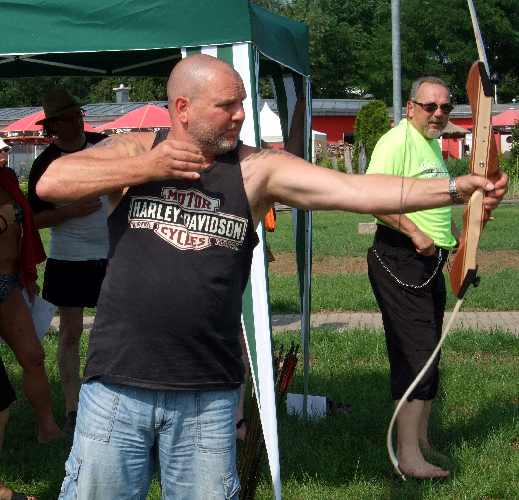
0,0,518,106
352,100,390,173
259,0,519,104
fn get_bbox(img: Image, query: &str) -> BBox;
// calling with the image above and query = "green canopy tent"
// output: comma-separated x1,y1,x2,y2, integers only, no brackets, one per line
0,1,313,497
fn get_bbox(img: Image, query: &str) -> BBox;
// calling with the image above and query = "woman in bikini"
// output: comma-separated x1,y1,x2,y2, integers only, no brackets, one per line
0,138,62,447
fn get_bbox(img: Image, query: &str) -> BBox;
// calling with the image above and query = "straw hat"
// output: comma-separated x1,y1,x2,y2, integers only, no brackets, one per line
35,88,81,124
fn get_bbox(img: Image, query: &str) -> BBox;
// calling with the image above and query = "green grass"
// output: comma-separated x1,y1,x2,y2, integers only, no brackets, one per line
1,328,517,499
267,205,519,313
270,268,519,313
269,205,519,256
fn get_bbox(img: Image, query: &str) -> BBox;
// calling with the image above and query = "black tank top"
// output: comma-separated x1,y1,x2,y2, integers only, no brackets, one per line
84,132,258,390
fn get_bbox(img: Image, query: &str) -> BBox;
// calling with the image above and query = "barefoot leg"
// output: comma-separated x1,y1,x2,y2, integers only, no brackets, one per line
396,399,449,479
0,289,62,442
58,306,83,415
418,400,450,463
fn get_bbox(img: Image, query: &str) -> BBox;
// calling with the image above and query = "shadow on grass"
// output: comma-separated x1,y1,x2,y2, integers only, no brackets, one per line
270,366,516,499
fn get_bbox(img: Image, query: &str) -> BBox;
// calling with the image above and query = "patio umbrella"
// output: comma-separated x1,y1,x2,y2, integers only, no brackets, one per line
492,109,519,127
2,110,96,133
99,104,170,131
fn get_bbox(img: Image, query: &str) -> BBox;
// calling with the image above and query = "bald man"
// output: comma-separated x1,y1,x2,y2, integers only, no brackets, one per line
39,55,507,499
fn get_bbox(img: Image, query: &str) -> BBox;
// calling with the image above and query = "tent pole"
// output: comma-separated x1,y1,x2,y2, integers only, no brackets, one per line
301,209,312,419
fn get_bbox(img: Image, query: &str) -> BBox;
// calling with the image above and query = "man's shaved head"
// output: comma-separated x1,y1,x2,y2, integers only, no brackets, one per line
167,54,241,104
166,54,247,157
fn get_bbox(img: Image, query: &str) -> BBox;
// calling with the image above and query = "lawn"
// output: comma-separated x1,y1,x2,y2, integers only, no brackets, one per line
1,328,517,499
3,205,516,498
267,205,519,313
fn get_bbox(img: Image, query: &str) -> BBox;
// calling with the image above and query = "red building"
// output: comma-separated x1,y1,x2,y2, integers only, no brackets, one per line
298,99,519,159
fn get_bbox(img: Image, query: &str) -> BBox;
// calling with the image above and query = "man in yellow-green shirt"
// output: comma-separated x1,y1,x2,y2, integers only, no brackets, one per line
366,76,459,479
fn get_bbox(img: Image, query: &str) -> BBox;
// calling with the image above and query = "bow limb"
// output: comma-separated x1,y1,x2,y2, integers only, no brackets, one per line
450,0,499,298
449,63,499,298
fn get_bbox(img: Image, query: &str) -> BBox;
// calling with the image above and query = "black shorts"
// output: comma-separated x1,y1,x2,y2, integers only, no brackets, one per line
0,356,16,411
43,258,108,308
367,225,448,401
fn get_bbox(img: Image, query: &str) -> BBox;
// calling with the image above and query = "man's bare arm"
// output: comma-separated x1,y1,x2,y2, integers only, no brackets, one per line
374,213,436,256
33,199,103,229
36,134,207,204
241,148,507,226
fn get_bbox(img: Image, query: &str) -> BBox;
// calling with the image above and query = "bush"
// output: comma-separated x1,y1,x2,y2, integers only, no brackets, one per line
352,100,390,173
318,156,335,169
445,157,469,177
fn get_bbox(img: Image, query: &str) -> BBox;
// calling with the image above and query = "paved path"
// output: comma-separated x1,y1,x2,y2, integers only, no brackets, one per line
53,311,519,337
272,311,519,336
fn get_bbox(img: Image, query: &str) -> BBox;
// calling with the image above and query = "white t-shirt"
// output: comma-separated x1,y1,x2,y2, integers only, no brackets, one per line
49,143,109,261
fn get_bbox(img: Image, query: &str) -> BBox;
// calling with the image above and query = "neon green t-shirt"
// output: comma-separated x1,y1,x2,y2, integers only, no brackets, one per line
366,119,456,249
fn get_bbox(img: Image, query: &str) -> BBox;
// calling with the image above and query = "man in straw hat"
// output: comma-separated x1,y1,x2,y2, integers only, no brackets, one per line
28,88,108,437
37,55,507,499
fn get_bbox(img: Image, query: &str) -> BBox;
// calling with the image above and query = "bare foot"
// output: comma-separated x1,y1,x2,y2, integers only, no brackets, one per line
420,444,450,464
398,457,450,479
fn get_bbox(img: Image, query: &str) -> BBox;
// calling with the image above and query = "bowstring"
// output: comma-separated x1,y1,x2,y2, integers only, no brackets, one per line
398,116,409,232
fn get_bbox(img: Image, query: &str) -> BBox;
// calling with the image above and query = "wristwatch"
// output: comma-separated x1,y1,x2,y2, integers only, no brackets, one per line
448,177,464,204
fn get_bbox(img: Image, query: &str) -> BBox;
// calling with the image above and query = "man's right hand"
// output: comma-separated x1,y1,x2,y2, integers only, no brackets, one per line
145,139,208,181
455,170,508,210
65,198,103,218
410,229,436,256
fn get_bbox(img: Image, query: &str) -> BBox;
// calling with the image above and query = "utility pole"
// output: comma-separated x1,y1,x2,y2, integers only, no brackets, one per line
391,0,402,124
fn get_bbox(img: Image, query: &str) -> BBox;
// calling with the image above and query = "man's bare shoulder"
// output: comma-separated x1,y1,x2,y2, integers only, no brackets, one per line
239,144,293,164
91,132,156,156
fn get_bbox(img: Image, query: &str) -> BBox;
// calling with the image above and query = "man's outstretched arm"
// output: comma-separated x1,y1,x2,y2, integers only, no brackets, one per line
36,134,207,204
241,148,507,225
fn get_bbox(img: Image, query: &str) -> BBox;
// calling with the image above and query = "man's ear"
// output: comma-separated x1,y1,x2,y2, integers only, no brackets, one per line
406,100,414,119
175,96,190,124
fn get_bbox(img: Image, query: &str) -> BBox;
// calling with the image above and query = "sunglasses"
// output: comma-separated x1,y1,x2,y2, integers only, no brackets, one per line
412,101,454,114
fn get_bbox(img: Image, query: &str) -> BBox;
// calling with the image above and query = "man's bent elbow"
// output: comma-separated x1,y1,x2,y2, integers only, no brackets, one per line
36,172,61,202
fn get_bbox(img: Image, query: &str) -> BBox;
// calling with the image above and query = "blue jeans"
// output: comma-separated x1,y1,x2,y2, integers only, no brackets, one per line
59,381,240,499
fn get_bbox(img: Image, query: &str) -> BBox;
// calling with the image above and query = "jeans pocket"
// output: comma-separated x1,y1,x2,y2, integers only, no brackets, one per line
223,470,240,499
197,390,238,453
59,452,82,499
77,381,120,443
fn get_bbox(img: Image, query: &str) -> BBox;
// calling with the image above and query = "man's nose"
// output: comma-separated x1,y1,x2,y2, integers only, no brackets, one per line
434,106,447,117
233,105,245,122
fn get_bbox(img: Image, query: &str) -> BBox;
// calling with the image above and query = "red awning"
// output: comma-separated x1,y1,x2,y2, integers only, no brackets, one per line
2,110,45,133
100,104,170,131
2,110,96,134
492,109,519,127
